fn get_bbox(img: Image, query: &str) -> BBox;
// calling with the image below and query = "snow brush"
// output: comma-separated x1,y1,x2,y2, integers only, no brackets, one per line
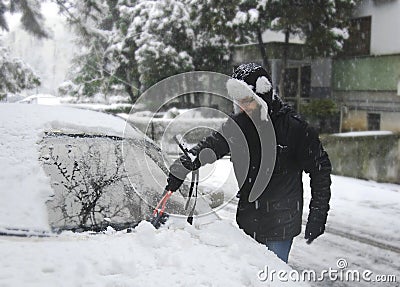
173,135,199,225
150,135,199,229
150,190,173,229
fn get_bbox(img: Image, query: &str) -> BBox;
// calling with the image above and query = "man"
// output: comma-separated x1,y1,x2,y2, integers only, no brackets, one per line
165,63,332,263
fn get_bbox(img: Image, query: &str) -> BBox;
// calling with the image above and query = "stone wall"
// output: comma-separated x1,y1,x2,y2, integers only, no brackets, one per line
322,133,400,184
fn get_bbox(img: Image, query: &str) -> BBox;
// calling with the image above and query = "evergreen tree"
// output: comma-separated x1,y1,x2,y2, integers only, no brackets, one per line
58,0,245,102
55,0,130,101
189,0,239,73
0,0,50,38
118,0,194,91
231,0,275,71
0,45,41,100
269,0,357,58
0,0,46,100
108,0,141,102
57,0,161,102
299,0,357,57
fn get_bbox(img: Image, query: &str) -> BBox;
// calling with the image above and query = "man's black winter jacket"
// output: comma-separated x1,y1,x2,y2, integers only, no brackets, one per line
169,104,332,243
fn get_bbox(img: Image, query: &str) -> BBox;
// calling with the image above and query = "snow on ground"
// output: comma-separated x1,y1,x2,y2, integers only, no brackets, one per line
304,174,400,248
0,103,307,287
332,131,393,137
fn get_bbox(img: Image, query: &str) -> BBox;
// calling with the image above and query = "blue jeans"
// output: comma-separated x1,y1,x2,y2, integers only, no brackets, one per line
265,238,293,263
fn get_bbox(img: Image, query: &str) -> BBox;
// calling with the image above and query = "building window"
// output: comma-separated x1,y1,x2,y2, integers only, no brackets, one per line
300,66,311,98
282,65,311,112
367,113,381,130
283,67,299,99
283,65,311,99
342,16,372,56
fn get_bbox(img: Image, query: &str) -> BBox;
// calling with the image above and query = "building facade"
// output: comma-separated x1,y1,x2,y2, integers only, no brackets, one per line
334,0,400,132
232,0,400,133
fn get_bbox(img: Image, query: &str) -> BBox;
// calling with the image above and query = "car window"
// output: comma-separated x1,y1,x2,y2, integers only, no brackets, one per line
39,132,186,232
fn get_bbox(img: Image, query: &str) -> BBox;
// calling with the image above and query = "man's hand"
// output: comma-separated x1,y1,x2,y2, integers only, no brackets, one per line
165,173,184,192
166,151,201,193
305,221,325,244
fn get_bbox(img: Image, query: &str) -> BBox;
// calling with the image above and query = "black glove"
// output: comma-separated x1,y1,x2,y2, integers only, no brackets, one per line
305,221,325,244
166,152,201,192
165,173,184,192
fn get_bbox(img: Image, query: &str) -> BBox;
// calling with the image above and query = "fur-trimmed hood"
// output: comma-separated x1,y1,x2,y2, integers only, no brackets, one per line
227,63,286,120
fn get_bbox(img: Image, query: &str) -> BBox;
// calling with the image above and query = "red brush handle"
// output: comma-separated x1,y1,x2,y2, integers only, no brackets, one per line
153,190,173,216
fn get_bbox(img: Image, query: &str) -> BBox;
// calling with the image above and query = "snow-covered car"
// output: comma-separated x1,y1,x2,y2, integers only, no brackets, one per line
0,104,223,235
0,104,304,287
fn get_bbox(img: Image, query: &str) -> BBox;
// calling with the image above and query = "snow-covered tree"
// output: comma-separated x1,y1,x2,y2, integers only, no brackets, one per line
117,0,194,91
58,0,246,102
0,45,41,100
0,0,50,38
270,0,359,96
0,0,47,100
54,0,125,101
269,0,358,58
189,0,239,73
230,0,276,70
55,0,148,102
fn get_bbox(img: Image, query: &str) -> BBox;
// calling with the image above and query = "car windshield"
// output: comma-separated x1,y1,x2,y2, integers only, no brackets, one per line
39,132,187,232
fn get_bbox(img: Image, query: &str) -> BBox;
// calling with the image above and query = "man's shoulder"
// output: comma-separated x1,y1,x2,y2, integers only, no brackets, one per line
277,108,308,129
288,112,303,122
